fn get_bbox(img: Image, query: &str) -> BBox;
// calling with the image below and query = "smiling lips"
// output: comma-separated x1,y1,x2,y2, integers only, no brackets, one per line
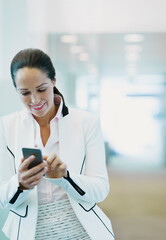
30,102,46,110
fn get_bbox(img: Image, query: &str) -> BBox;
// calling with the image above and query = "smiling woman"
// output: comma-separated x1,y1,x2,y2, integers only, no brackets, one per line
0,48,115,240
15,67,57,125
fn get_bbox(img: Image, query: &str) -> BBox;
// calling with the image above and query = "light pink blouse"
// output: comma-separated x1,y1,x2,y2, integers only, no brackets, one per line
33,98,68,205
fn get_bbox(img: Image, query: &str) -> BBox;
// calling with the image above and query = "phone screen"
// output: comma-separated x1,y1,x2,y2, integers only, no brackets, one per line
22,148,43,169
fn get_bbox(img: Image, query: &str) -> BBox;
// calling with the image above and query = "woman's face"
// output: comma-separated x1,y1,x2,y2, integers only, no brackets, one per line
15,67,56,121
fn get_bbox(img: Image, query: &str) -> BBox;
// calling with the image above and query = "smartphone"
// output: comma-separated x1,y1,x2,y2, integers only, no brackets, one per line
22,148,43,169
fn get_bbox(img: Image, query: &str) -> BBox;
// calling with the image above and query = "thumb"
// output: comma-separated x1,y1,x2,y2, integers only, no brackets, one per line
47,152,57,165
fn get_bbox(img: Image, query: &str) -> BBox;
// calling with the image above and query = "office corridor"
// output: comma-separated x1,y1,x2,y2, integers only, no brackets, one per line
98,168,166,240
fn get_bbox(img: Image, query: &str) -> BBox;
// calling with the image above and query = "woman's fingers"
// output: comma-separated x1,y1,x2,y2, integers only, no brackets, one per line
59,163,67,177
50,157,62,170
47,152,62,170
18,155,48,189
25,167,47,184
19,166,47,189
45,152,67,178
47,152,57,165
28,161,48,176
20,155,35,170
43,155,48,161
20,159,47,177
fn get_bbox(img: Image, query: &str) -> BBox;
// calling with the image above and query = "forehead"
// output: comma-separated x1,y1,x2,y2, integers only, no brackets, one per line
15,67,50,88
16,67,47,79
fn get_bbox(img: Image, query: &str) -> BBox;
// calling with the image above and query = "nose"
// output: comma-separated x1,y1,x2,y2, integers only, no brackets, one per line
31,93,40,105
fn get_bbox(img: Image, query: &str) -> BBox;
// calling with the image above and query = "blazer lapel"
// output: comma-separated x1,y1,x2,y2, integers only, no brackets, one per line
58,110,85,173
58,115,73,168
14,111,35,171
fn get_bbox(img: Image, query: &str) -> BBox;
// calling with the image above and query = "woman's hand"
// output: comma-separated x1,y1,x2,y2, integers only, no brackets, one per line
18,155,48,190
45,152,67,179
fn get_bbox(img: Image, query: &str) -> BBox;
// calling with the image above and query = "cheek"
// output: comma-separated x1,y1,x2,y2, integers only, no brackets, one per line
19,96,28,104
44,90,54,102
19,95,31,106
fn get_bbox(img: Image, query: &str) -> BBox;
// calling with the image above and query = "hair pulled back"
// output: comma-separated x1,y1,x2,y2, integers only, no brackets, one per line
10,48,65,103
11,48,55,87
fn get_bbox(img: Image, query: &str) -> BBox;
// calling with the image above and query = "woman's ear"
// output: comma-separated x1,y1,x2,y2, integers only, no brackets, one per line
53,77,56,86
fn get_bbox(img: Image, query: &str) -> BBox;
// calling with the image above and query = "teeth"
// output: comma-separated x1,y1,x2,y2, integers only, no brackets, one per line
34,105,42,109
31,103,44,109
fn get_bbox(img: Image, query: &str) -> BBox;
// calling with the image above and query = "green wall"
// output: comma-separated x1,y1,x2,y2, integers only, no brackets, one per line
0,208,9,240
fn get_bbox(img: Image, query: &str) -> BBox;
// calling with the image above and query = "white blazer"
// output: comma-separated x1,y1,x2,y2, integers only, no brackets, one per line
0,106,115,240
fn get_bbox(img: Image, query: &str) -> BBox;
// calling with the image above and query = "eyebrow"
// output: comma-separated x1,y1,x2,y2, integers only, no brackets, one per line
17,83,49,91
36,83,49,89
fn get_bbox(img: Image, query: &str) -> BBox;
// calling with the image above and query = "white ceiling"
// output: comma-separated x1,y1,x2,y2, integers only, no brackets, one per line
28,0,166,33
27,0,166,80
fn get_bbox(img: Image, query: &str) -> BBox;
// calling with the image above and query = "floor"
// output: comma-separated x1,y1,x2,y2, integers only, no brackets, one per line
98,168,166,240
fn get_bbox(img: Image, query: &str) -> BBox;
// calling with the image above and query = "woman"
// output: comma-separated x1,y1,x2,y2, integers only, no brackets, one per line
0,48,115,240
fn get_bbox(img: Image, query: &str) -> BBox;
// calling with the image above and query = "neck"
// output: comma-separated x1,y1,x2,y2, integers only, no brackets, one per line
33,104,58,127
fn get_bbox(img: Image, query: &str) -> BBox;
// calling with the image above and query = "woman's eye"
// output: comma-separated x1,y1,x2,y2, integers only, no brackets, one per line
21,92,30,96
38,89,47,92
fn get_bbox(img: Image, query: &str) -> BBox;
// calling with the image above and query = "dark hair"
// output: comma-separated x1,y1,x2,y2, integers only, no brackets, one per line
10,48,65,103
11,48,55,86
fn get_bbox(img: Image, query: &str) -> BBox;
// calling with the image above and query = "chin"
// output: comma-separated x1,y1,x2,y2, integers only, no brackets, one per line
31,110,46,118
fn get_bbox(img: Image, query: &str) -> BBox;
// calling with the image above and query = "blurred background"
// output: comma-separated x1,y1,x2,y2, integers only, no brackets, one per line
0,0,166,239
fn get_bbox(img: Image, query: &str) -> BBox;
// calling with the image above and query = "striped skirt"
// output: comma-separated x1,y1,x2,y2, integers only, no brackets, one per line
35,198,91,240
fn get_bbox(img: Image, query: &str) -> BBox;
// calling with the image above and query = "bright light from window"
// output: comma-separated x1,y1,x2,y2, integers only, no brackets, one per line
60,35,78,43
78,53,89,61
70,45,84,54
124,34,144,43
100,77,163,167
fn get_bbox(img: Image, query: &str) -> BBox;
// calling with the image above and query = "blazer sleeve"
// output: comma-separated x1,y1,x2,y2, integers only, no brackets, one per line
46,115,110,204
0,119,31,209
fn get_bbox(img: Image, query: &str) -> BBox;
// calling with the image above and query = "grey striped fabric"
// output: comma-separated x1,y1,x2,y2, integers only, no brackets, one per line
35,198,91,240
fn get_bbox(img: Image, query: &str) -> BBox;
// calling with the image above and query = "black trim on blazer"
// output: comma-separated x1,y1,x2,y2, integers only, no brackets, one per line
80,155,86,174
6,146,24,204
7,146,16,174
10,205,28,218
92,209,115,238
64,171,85,196
17,217,21,240
79,203,96,212
9,186,23,204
